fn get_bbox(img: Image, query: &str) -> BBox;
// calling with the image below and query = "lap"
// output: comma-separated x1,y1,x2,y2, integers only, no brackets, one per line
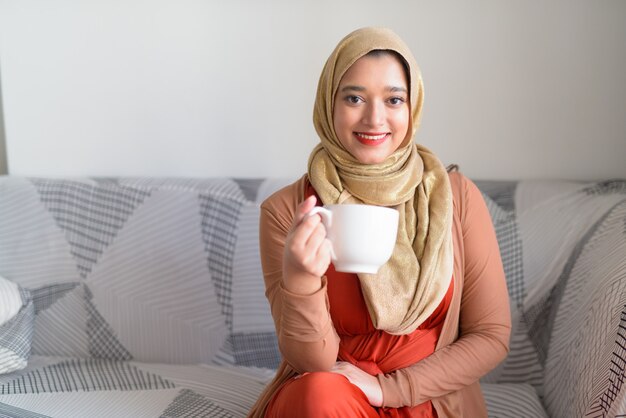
264,371,435,418
265,371,378,418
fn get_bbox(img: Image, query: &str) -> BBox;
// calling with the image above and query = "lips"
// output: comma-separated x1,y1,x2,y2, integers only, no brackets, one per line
354,132,389,146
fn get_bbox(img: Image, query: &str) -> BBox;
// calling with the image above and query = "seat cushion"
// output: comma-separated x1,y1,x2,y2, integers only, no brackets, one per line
0,355,273,417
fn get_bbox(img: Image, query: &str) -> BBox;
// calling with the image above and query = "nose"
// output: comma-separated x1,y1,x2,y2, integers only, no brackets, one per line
362,100,385,127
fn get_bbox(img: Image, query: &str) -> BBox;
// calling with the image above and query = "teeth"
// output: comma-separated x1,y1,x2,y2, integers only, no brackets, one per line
357,133,387,140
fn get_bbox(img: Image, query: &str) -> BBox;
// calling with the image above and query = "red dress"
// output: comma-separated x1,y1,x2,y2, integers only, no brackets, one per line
265,188,454,418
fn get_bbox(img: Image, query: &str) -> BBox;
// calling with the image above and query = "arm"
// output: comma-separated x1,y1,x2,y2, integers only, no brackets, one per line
377,174,512,407
259,187,340,373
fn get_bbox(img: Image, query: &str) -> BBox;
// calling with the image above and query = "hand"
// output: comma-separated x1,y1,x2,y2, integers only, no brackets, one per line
331,361,383,407
282,195,333,294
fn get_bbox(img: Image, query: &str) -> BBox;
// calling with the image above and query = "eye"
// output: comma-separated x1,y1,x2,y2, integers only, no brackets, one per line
344,95,364,105
388,96,406,106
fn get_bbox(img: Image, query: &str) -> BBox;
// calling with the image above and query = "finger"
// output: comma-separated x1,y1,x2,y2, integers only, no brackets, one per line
290,213,322,248
330,368,354,387
330,366,347,377
331,361,348,371
316,238,333,261
304,222,328,252
293,195,317,227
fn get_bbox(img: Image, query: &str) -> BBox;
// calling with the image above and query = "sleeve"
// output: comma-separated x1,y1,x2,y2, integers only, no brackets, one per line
259,188,340,373
376,174,512,407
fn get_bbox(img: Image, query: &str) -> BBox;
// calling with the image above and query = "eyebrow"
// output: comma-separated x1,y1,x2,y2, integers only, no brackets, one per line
340,85,408,93
388,86,408,93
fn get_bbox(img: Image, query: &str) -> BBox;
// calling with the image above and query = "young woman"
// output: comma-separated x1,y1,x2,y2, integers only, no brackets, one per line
248,27,511,418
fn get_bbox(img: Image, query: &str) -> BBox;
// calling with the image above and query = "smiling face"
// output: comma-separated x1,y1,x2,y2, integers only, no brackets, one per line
332,52,410,165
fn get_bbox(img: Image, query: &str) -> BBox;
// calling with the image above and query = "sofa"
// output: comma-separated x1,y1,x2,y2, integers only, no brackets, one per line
0,175,624,417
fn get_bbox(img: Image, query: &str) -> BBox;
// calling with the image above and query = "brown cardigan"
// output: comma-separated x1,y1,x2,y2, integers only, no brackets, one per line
251,171,511,417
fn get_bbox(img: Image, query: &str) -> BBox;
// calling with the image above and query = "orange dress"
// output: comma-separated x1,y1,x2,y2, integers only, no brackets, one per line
265,186,454,418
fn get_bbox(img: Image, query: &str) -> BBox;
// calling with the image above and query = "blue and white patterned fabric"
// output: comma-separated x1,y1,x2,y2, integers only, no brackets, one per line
0,176,624,417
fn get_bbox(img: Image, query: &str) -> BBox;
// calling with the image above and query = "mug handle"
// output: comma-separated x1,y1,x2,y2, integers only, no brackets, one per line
307,207,337,261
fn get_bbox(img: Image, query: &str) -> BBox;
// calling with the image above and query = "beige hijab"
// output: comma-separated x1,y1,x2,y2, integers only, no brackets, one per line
308,27,453,335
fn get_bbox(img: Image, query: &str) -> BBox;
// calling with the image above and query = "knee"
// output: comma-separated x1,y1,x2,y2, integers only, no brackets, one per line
296,372,355,402
268,372,369,417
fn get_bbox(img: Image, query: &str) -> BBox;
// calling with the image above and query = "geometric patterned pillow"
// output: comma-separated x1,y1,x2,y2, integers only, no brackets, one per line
0,275,34,374
0,177,237,365
542,197,626,417
0,177,278,369
482,383,549,418
212,179,284,369
479,179,626,417
476,182,545,390
215,178,296,370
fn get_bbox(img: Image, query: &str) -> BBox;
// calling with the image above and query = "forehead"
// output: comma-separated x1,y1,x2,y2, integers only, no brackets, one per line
338,54,409,88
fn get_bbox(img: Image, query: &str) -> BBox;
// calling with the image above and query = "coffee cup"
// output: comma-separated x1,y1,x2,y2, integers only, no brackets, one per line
308,204,399,274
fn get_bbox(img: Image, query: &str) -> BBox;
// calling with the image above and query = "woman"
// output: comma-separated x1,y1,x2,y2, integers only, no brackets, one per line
249,27,511,417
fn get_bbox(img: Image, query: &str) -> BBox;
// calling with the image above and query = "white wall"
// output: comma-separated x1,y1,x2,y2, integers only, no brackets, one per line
0,69,6,174
1,0,625,180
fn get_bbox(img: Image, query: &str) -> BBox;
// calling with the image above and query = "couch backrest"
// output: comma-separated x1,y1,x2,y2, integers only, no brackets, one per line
0,176,292,368
1,176,625,416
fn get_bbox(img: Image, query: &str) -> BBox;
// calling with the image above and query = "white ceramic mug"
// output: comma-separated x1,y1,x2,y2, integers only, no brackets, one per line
308,204,399,274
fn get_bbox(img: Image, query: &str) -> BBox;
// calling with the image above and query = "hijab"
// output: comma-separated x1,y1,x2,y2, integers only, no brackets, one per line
307,27,453,335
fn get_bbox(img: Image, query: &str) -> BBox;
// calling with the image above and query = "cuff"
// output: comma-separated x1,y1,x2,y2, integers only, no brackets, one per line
377,369,416,408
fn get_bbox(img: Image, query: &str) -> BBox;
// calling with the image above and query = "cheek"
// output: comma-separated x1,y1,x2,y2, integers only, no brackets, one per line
332,109,348,149
333,106,354,136
393,109,410,136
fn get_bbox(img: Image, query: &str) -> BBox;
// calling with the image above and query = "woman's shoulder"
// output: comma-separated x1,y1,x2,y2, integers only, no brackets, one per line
260,174,309,219
448,169,466,200
447,169,484,222
448,169,482,196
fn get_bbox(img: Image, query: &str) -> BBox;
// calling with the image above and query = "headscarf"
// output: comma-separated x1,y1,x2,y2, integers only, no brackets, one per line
308,27,453,335
247,27,454,418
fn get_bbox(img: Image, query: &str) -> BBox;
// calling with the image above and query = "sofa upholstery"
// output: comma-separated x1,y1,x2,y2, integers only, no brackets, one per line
0,176,624,417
